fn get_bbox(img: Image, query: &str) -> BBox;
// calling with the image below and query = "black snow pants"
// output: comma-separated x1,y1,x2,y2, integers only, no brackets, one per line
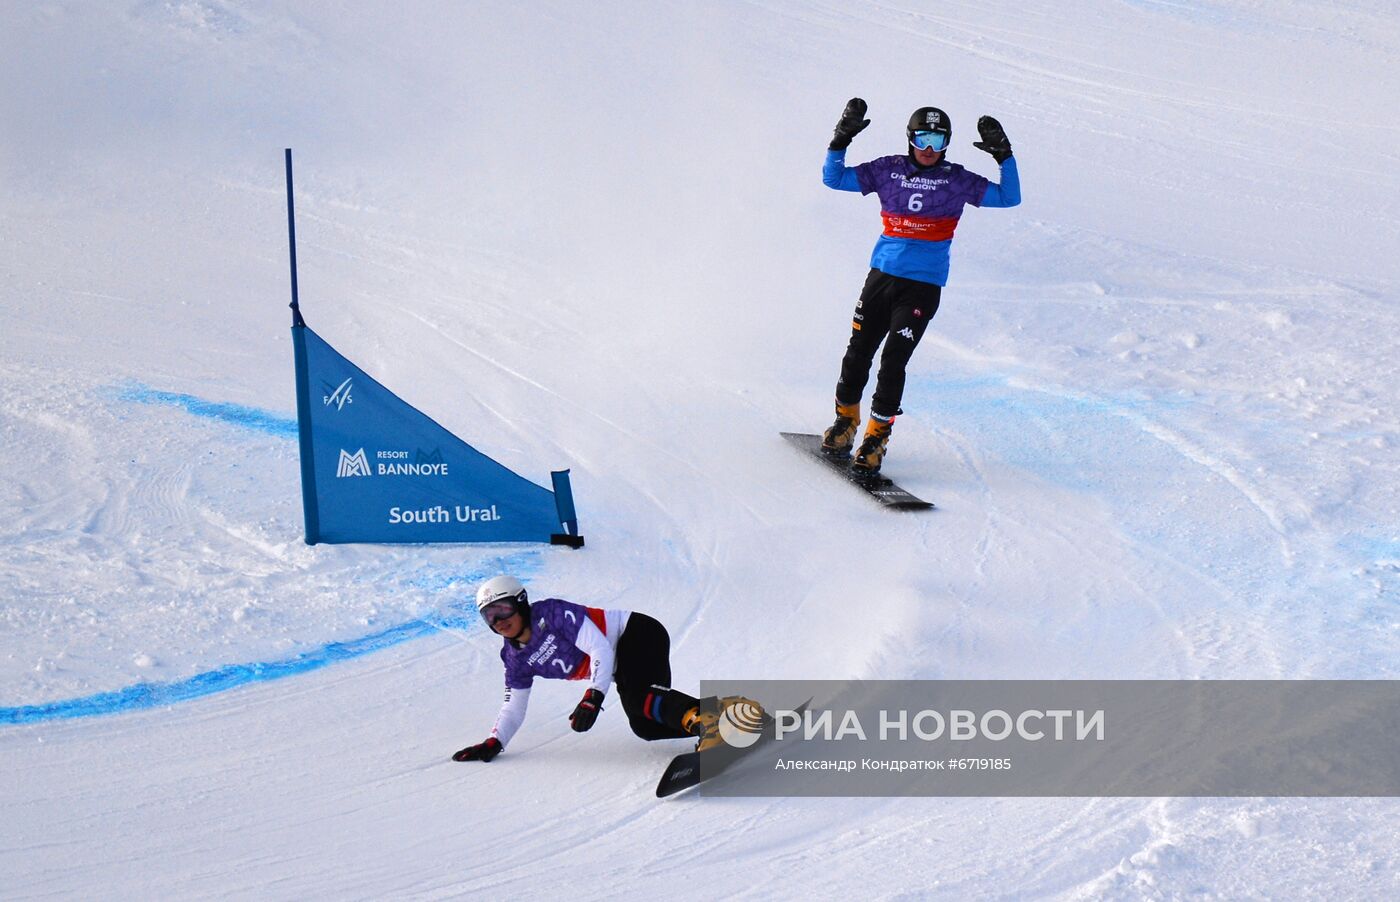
613,612,698,741
835,269,942,420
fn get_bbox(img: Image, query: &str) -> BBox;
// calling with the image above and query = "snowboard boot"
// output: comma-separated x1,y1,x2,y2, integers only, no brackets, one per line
821,401,861,457
682,696,723,751
851,416,893,476
681,696,718,733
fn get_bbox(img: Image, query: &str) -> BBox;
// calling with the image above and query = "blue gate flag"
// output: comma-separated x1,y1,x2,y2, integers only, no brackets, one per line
290,323,583,546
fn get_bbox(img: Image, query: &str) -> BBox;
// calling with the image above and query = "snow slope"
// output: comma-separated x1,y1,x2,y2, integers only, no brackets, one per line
3,0,1399,897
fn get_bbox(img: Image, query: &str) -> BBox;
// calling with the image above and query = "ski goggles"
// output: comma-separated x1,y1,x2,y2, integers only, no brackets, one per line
909,130,949,152
479,599,518,625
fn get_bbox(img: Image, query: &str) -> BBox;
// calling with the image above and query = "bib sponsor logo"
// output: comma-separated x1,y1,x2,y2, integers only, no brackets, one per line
528,634,561,669
899,176,949,190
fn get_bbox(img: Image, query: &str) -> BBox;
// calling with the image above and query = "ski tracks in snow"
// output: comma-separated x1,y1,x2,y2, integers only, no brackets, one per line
920,370,1289,678
0,364,545,717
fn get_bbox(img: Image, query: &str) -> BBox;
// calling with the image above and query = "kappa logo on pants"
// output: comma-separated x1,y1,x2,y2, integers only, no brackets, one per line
896,327,915,340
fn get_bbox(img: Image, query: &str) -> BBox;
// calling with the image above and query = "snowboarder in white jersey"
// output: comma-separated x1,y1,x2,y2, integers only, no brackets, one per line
452,576,734,762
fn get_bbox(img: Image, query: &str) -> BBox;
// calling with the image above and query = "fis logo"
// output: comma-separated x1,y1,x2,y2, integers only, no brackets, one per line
896,327,915,340
336,448,372,478
323,377,353,411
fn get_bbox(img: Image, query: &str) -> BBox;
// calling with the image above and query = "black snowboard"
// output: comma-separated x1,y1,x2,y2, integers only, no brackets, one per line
656,701,811,798
779,432,934,511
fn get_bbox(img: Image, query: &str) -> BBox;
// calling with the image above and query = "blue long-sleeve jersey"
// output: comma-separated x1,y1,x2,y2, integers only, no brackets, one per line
823,149,1020,286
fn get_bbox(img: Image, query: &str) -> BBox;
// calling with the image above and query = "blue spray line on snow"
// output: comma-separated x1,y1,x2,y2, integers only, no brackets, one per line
113,382,298,438
0,384,561,726
1,555,543,726
1,609,473,725
1337,535,1400,565
910,372,1201,494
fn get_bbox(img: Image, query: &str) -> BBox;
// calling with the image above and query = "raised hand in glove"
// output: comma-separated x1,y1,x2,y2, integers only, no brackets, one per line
829,97,870,151
973,115,1013,164
452,737,503,762
569,688,606,732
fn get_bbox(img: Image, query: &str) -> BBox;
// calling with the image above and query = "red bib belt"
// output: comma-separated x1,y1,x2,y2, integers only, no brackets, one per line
880,211,959,241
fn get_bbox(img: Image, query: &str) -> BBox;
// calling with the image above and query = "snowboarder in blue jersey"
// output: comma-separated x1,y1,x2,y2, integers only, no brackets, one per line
820,98,1021,474
452,575,736,762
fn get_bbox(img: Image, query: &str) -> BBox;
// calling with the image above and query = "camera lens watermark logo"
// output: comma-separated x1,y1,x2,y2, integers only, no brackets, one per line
718,700,767,749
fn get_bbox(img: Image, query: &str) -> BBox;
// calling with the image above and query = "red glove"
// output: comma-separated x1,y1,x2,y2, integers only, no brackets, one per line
452,737,503,762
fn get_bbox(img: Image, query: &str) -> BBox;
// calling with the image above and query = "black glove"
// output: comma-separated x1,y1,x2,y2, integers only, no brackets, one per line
829,97,870,151
452,737,502,762
569,688,606,732
973,115,1013,164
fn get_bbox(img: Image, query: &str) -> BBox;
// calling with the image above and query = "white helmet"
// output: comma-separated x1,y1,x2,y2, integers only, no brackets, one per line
475,575,529,622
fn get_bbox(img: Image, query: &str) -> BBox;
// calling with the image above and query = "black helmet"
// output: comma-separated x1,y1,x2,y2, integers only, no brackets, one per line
906,107,952,148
